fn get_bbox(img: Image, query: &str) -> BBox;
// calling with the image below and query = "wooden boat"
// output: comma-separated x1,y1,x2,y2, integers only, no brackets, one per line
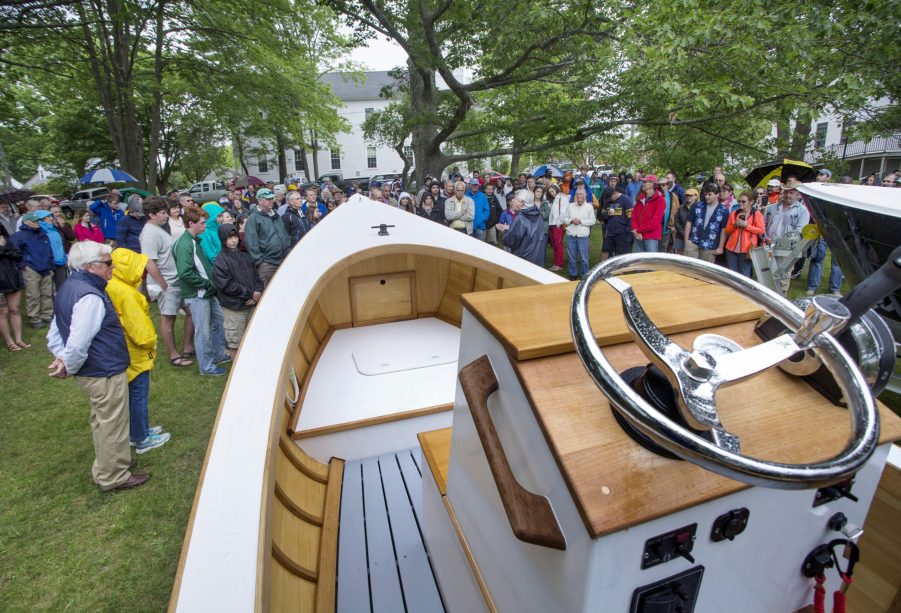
169,195,901,612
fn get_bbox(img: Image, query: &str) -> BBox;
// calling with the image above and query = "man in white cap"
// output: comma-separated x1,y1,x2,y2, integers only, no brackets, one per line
816,169,832,183
764,181,810,295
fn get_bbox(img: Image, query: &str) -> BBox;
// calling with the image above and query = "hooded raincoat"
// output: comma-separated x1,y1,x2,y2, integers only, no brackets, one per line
107,248,157,381
200,203,225,262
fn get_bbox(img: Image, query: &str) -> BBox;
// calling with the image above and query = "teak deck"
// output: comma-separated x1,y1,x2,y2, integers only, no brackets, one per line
463,274,901,539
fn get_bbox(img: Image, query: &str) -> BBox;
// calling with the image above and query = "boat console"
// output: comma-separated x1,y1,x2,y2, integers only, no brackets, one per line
421,261,901,612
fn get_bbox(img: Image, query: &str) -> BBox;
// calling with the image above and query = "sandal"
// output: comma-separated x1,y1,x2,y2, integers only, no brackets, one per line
169,355,194,367
6,342,22,352
182,351,196,358
16,341,31,349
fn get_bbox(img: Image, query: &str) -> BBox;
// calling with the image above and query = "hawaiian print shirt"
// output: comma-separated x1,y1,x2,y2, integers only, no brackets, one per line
688,202,730,250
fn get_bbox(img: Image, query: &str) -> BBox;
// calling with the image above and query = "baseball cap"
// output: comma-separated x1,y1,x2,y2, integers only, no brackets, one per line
685,188,699,197
643,174,658,184
766,178,782,188
817,169,832,177
469,178,480,185
256,188,275,199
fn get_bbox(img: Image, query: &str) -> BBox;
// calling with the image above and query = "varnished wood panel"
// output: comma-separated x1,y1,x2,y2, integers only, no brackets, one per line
309,301,330,343
294,403,453,440
299,324,320,364
279,408,330,483
271,495,321,577
270,557,317,613
350,271,417,326
513,321,901,539
437,261,476,324
473,268,502,293
274,445,327,524
847,462,901,613
418,428,453,496
462,272,764,360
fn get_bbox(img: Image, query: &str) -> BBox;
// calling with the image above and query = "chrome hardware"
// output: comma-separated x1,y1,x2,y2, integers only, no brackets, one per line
571,253,880,489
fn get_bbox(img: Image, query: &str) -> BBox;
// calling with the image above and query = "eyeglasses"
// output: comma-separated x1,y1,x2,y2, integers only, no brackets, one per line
93,259,113,267
739,199,750,203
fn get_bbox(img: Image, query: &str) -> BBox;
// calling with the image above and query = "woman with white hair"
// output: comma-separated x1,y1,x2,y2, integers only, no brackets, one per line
47,241,150,491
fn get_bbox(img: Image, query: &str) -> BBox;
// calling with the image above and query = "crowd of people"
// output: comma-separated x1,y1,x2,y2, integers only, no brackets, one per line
0,163,897,492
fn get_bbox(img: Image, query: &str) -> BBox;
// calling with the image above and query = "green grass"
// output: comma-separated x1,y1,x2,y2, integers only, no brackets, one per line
0,309,224,611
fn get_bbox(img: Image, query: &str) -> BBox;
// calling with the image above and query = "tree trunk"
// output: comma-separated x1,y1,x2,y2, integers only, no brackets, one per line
275,131,288,183
233,133,249,175
300,147,310,181
395,142,412,188
789,111,813,160
775,119,791,158
146,0,166,194
407,61,448,184
510,133,523,176
310,129,320,181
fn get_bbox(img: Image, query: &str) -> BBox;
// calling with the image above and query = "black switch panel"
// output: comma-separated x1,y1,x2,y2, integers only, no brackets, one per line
641,523,697,570
630,566,705,613
710,508,750,542
814,478,858,507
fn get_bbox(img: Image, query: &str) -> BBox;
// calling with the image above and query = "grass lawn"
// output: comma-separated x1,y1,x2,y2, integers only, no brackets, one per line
0,309,224,610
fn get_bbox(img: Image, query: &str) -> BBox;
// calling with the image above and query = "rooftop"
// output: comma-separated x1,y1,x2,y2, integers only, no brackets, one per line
320,71,401,101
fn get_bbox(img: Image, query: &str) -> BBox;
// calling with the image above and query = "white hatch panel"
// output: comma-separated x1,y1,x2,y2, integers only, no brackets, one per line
298,318,459,433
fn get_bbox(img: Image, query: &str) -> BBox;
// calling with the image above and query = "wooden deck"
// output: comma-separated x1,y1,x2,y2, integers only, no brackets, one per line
338,448,445,613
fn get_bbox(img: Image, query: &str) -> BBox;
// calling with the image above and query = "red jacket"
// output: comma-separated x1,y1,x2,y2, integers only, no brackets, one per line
631,190,666,239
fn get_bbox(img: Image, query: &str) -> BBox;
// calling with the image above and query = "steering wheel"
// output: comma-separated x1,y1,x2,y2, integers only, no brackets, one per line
570,253,880,489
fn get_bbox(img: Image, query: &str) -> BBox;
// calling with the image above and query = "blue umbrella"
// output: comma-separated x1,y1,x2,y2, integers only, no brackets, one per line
533,164,563,178
79,168,139,184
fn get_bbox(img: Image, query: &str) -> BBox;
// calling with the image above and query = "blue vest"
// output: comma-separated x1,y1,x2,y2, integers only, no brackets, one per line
54,270,129,378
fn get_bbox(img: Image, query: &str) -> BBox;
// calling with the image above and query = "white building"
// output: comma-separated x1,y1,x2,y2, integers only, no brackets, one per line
242,72,411,184
802,99,900,180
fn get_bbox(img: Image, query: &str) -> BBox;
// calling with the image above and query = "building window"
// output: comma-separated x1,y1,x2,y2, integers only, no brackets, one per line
331,149,341,170
403,145,413,161
840,117,858,145
257,154,269,173
365,107,374,120
294,149,305,171
367,146,377,169
814,122,828,149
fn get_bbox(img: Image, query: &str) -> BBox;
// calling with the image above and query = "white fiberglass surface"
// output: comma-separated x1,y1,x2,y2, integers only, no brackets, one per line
298,317,460,432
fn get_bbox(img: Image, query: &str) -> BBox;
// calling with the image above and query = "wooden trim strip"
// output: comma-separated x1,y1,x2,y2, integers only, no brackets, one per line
314,459,344,613
279,436,329,484
293,403,454,440
273,481,324,527
271,541,318,582
458,355,566,550
442,494,498,613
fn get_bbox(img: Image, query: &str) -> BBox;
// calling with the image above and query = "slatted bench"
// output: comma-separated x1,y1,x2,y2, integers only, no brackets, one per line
337,448,445,613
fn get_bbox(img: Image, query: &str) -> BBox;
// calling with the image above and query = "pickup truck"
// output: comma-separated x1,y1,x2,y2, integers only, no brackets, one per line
59,187,110,218
184,180,228,204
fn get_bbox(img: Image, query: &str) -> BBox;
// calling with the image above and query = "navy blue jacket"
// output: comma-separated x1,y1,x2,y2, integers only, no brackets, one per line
503,206,546,267
115,215,146,252
10,226,53,275
54,270,129,378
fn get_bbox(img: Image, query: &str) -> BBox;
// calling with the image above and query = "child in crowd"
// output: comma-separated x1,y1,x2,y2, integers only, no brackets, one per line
211,224,263,360
107,248,170,454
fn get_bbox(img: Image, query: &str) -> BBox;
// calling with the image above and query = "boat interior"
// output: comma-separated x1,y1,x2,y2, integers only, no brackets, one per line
266,248,543,611
171,231,901,612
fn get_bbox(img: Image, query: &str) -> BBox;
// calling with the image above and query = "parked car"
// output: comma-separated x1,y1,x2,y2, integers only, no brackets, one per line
370,173,403,187
316,173,342,186
59,186,110,218
186,180,228,204
340,177,370,193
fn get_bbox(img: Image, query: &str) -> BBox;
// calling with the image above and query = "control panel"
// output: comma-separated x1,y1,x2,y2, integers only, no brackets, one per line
641,524,697,570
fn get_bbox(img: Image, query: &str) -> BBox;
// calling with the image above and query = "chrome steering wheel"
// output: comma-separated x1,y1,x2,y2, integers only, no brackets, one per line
571,253,880,489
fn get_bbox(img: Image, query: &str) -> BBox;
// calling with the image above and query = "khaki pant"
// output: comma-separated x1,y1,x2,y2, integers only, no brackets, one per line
257,261,279,288
683,241,717,262
23,266,53,324
74,372,132,490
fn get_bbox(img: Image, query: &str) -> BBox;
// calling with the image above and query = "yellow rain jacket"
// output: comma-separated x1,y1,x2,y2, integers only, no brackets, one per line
107,248,156,381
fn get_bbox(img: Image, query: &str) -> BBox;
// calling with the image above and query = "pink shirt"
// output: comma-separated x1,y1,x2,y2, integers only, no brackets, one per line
74,223,105,243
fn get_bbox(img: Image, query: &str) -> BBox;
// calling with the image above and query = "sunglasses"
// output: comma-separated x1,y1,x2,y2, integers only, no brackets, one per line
94,259,113,266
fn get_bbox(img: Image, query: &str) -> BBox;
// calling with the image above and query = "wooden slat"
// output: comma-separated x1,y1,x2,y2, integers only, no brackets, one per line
418,428,452,496
461,272,764,360
337,461,370,613
279,427,329,483
379,453,444,613
437,261,476,324
309,300,330,343
314,458,344,613
513,321,901,539
473,268,502,292
847,461,901,613
294,403,453,439
362,458,405,613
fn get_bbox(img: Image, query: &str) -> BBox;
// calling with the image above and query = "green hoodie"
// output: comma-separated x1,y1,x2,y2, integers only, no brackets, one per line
173,230,217,299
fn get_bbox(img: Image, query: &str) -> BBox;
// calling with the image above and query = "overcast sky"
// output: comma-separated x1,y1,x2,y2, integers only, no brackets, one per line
347,35,407,71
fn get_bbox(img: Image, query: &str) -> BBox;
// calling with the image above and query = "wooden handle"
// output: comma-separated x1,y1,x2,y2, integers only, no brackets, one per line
459,355,566,550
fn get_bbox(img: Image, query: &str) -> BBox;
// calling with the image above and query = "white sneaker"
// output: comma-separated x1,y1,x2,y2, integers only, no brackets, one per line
130,426,163,446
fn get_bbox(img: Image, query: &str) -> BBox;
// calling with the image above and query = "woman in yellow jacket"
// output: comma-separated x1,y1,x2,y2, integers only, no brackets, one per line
107,248,170,454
